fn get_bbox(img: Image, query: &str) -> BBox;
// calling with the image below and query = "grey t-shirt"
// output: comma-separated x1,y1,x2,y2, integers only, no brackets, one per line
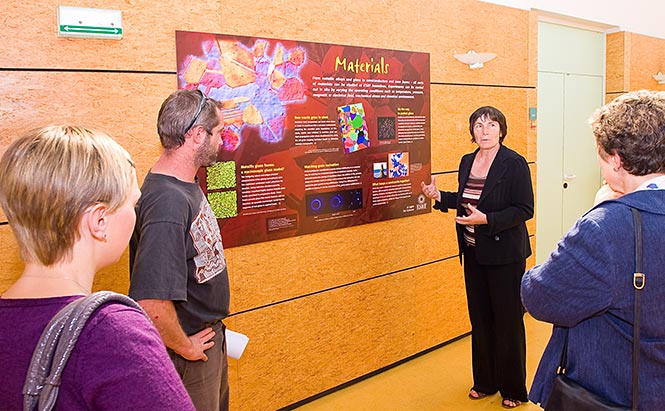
129,172,230,335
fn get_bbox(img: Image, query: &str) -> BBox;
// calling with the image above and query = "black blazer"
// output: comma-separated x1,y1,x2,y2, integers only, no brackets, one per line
435,144,534,265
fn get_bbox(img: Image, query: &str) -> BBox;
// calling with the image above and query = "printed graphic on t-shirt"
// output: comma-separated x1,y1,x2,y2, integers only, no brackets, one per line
191,198,227,283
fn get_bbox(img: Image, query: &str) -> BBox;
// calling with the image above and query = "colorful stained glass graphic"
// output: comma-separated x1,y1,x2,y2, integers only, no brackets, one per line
388,152,409,178
208,191,238,219
207,161,237,190
178,36,308,150
337,103,370,153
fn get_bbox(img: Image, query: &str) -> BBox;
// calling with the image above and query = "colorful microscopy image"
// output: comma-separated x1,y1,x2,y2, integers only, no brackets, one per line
388,152,409,178
373,162,388,179
178,35,308,149
305,189,363,216
337,103,370,153
207,161,237,190
208,191,238,219
377,116,396,140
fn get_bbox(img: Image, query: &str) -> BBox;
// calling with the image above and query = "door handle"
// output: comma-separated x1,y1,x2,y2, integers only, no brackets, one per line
563,174,577,180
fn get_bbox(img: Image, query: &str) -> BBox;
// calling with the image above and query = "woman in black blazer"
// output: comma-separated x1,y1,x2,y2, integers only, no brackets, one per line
421,106,534,409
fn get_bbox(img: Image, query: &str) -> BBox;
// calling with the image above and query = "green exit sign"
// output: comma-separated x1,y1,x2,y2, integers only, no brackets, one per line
57,6,122,40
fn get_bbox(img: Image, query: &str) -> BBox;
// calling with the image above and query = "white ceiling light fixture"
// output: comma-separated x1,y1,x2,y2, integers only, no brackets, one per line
453,50,497,69
653,72,665,84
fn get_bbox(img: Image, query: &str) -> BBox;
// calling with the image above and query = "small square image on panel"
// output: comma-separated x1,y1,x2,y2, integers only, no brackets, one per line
208,191,238,219
337,103,370,153
388,152,409,178
207,161,237,190
377,116,396,140
373,162,388,179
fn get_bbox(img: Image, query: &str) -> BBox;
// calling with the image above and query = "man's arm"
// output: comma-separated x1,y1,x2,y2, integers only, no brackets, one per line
138,299,215,361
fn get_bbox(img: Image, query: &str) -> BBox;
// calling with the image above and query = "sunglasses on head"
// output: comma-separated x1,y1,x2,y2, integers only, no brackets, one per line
185,90,209,133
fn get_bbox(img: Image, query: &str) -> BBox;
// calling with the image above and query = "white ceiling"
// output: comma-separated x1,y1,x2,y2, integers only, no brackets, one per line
480,0,665,40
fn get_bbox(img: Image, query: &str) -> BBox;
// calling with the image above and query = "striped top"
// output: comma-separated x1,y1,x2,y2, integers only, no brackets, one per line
461,173,486,246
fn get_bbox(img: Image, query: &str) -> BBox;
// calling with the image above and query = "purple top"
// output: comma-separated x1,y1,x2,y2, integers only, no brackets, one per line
0,295,195,410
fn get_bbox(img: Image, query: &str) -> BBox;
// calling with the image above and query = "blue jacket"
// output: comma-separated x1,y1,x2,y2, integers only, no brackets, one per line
522,189,665,409
435,144,534,265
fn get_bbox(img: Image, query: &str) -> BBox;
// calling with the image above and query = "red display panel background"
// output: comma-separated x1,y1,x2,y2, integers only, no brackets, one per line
177,31,431,247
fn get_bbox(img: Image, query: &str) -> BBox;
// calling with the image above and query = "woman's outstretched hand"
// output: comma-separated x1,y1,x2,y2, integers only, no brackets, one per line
421,175,441,202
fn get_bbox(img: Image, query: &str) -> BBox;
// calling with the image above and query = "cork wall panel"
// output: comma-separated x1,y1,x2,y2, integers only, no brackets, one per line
527,11,539,88
94,250,132,293
2,0,529,87
0,0,223,71
227,201,459,312
627,33,665,92
157,0,531,87
0,227,21,292
431,85,532,173
0,71,177,293
384,1,531,86
605,93,622,104
0,0,538,409
606,32,665,94
527,235,536,270
605,31,665,102
413,259,470,346
387,1,530,85
228,258,467,410
0,71,174,182
606,32,628,93
0,234,134,294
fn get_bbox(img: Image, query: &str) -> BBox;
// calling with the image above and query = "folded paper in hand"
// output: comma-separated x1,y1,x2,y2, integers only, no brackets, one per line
225,329,249,359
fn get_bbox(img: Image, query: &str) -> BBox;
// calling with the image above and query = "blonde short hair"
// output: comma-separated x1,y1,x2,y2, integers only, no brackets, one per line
0,125,135,265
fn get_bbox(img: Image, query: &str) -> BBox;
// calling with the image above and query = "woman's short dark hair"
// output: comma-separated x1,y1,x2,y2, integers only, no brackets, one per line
591,90,665,176
468,106,508,144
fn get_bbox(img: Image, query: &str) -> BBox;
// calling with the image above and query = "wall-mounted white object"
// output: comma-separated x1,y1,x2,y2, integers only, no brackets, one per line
453,50,497,69
57,6,122,40
654,72,665,84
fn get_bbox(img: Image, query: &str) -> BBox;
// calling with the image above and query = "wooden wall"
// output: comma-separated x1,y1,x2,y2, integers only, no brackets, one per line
1,1,537,410
606,31,665,101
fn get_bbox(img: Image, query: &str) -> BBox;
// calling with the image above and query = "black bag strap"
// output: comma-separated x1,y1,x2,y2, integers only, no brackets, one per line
556,207,643,411
22,291,146,411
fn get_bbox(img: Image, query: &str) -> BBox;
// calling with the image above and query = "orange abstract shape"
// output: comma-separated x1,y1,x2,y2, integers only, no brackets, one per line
183,57,208,84
219,58,257,88
273,45,285,67
278,78,305,101
199,70,226,90
253,40,267,58
288,48,305,66
216,39,255,71
270,69,286,90
242,104,264,125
